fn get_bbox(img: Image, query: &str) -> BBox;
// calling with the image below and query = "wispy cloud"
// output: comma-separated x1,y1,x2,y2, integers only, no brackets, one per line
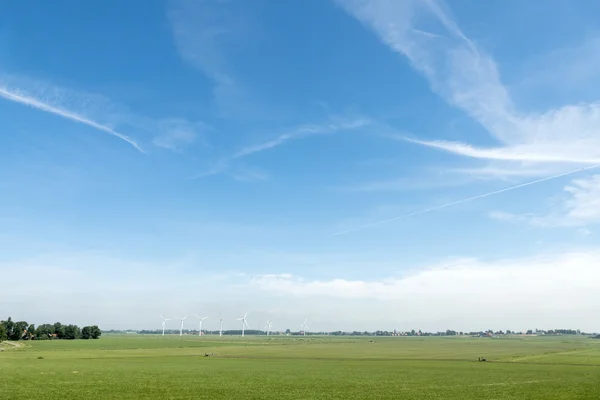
190,118,371,179
334,172,473,192
517,35,600,100
337,0,600,175
0,85,144,153
0,73,210,154
448,166,567,180
227,166,270,182
334,164,600,235
491,174,600,228
151,118,212,152
232,119,370,159
168,0,259,118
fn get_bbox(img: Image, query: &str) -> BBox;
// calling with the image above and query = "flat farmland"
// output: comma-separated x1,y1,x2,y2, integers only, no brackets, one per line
1,335,599,399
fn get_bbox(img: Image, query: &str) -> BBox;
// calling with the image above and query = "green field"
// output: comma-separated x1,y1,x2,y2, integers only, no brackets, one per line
1,335,599,399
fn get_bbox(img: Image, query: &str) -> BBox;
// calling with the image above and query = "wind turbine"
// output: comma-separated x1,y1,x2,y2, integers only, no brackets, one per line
219,315,224,337
264,320,273,336
300,319,309,336
160,315,171,336
237,312,249,337
196,315,208,336
176,316,187,337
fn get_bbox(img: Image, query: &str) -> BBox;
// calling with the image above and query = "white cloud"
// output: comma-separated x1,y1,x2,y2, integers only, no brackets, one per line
561,175,600,224
250,250,600,331
491,174,600,227
403,137,600,165
4,250,600,331
337,0,600,172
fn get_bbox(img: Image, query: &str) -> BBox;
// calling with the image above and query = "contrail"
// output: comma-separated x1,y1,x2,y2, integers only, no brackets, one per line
0,87,145,153
333,164,600,236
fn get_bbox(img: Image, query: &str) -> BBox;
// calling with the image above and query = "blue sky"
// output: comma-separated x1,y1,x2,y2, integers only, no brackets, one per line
2,0,600,332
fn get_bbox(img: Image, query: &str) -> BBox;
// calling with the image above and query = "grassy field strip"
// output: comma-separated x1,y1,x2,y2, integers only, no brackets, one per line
2,335,599,399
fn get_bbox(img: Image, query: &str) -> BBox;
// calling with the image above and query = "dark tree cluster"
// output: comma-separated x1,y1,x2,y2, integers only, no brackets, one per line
0,317,101,341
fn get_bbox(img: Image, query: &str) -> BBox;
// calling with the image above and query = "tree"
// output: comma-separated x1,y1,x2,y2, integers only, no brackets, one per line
81,326,101,339
10,321,29,340
63,324,81,340
0,324,6,342
81,326,92,339
90,326,101,339
2,317,14,340
54,322,65,339
35,324,54,340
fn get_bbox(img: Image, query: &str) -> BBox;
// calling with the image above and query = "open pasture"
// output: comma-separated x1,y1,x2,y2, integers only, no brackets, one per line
1,335,599,399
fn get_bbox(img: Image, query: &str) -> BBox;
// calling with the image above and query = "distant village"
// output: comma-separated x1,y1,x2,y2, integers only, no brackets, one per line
108,328,595,337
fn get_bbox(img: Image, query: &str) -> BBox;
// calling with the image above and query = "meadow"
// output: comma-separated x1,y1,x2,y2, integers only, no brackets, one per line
1,334,599,399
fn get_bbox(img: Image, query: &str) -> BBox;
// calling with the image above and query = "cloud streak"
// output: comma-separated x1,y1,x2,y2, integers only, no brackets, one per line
402,137,600,165
337,0,600,174
232,119,370,159
333,164,600,235
0,86,144,153
190,118,370,179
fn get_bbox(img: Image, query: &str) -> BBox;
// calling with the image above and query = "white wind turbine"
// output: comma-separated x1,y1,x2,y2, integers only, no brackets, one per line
176,316,187,336
219,315,224,337
300,319,309,336
160,315,171,336
237,312,249,337
264,320,273,336
196,315,208,336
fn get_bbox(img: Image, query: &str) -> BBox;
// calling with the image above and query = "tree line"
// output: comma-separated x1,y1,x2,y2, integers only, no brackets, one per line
0,317,101,341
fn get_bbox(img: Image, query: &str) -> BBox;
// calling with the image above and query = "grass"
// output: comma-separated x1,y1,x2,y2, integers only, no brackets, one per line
1,335,599,399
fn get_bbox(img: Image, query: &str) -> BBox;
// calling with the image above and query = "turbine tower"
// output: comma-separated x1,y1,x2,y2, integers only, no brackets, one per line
264,320,273,336
219,315,224,337
176,316,187,337
160,315,171,336
196,315,208,336
236,312,249,337
300,319,309,336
